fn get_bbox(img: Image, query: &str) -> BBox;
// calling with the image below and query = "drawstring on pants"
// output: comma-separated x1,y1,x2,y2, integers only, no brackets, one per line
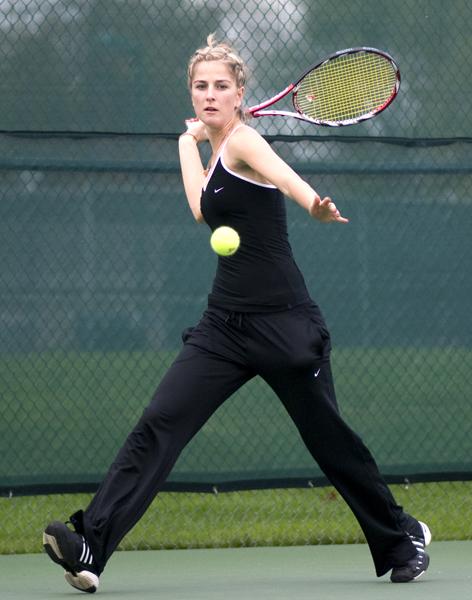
224,311,244,329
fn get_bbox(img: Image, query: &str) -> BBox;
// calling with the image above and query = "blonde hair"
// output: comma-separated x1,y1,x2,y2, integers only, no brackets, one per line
187,34,248,121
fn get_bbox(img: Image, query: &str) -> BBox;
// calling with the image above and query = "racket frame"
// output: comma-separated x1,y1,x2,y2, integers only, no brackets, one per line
248,46,401,127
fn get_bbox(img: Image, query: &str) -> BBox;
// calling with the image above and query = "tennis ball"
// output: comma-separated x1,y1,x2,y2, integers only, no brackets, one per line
210,226,240,256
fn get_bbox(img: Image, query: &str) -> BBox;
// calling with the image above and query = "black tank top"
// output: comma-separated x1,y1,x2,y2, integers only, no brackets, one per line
200,145,311,312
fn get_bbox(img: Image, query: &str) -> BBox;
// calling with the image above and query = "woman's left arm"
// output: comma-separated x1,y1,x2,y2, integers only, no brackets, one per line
229,127,348,224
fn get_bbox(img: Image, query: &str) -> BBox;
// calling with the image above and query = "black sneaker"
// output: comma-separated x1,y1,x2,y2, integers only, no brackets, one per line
43,521,99,593
390,520,431,583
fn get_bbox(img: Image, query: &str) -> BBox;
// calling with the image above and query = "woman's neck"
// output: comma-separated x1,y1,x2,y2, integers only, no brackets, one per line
208,117,240,151
204,117,241,177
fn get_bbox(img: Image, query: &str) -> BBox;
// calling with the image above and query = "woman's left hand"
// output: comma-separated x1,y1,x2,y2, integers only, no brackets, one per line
309,195,349,223
184,118,208,143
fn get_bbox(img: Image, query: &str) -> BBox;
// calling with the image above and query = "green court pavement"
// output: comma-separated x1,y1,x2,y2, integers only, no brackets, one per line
1,541,471,600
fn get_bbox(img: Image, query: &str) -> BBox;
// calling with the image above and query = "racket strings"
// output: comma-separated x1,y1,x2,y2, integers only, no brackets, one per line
296,52,397,123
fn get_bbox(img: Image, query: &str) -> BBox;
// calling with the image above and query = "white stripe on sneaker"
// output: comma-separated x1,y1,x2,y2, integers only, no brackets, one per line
79,540,87,563
79,537,94,565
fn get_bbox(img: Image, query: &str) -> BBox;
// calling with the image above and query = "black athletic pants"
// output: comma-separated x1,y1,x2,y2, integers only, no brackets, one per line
74,302,417,577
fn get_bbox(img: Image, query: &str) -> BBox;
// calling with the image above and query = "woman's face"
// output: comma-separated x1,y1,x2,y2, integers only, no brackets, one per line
190,60,244,129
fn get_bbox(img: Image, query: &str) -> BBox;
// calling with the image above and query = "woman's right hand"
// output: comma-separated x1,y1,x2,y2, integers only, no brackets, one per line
309,195,349,224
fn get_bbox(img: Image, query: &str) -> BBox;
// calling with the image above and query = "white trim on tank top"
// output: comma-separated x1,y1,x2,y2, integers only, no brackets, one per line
220,153,277,188
203,125,277,191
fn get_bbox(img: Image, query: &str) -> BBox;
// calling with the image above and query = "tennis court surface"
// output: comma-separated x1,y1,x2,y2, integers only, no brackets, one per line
2,541,470,599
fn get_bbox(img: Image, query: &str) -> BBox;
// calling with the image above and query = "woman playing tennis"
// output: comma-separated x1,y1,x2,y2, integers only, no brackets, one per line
42,35,430,593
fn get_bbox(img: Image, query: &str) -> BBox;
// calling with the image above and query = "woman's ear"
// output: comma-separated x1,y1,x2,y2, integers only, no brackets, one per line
235,86,245,110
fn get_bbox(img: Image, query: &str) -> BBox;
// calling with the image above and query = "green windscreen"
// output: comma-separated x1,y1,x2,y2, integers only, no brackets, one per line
0,0,471,494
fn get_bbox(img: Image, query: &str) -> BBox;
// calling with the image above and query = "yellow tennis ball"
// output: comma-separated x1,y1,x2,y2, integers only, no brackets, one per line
210,226,240,256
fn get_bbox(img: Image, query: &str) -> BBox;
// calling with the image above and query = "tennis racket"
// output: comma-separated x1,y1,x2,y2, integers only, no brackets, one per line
248,47,400,127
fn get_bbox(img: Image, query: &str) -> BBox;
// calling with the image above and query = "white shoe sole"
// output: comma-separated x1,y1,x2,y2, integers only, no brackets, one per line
418,521,432,546
64,570,99,593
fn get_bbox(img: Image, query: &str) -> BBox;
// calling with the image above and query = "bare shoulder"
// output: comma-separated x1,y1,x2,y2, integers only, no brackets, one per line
230,123,266,146
226,124,270,161
224,124,274,184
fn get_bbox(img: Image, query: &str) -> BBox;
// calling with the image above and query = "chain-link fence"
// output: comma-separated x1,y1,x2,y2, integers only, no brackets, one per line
1,0,471,552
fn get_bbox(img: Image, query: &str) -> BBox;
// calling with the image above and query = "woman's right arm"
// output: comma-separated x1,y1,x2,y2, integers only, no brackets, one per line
178,123,207,223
